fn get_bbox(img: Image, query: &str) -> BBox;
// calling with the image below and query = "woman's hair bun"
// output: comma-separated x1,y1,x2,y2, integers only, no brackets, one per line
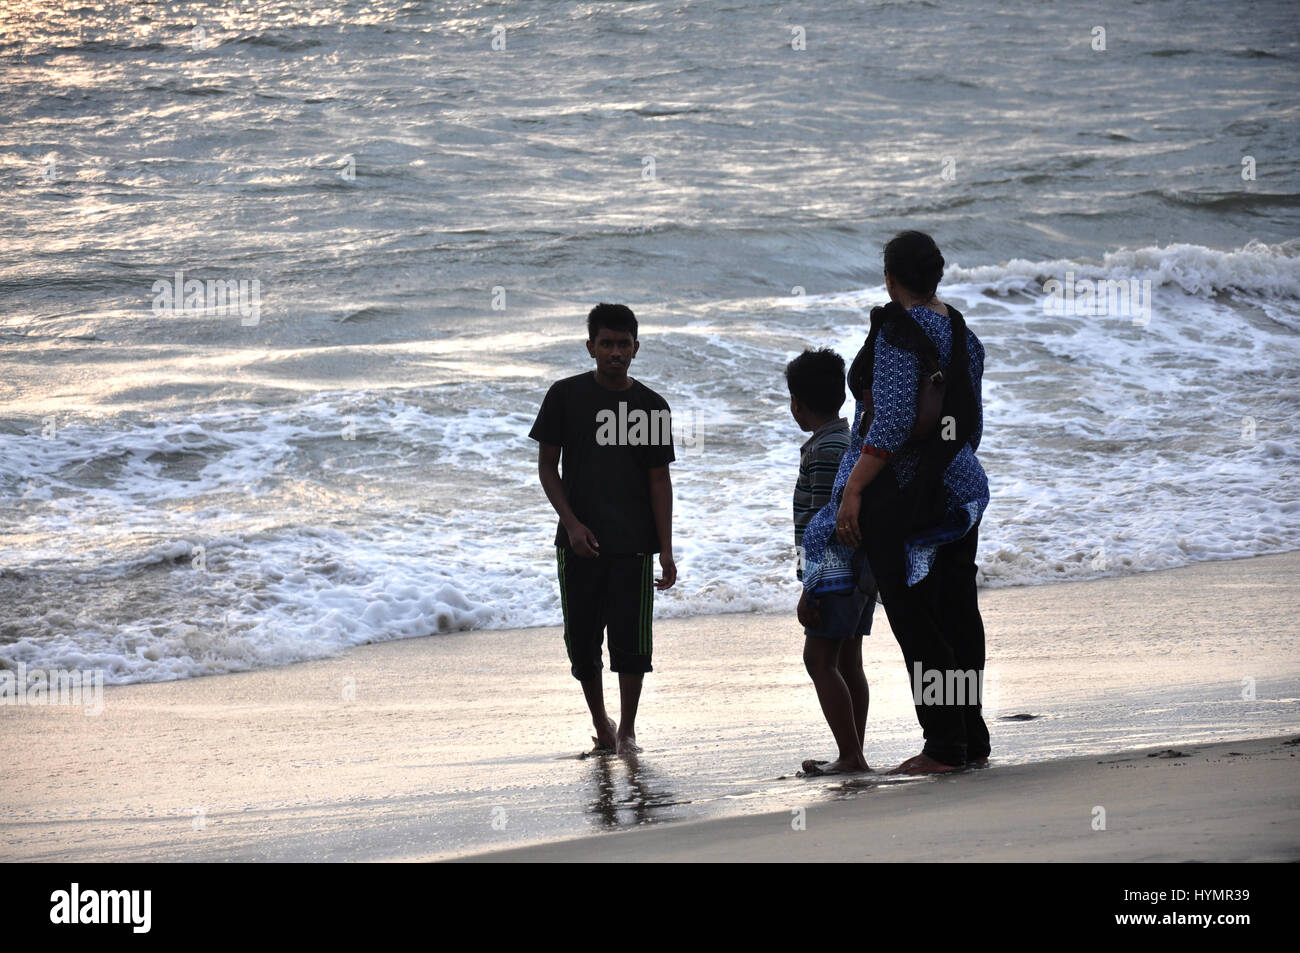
883,231,944,298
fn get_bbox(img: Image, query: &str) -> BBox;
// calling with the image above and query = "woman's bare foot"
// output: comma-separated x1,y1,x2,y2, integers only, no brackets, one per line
591,716,617,753
888,753,921,774
887,753,963,775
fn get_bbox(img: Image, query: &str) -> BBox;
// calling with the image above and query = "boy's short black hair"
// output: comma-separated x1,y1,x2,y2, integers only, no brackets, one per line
587,303,638,341
785,348,846,417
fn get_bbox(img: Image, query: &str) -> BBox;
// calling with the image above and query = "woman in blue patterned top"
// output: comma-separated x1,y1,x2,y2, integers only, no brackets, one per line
834,231,991,775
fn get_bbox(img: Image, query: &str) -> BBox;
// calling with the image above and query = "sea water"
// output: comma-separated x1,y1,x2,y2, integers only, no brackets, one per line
2,0,1298,683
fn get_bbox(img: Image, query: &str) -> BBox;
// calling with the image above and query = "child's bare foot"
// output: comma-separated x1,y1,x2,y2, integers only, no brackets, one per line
800,757,869,776
817,757,870,775
591,716,617,753
616,730,642,755
887,753,962,775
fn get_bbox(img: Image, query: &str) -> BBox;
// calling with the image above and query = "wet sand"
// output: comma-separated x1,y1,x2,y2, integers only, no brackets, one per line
2,551,1298,862
465,734,1300,863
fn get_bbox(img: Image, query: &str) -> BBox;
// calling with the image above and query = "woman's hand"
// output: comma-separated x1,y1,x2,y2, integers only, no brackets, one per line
835,492,862,547
835,451,887,547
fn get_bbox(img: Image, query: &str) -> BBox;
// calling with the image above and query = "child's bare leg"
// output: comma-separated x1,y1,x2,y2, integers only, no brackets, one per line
616,671,643,753
803,636,869,772
836,634,869,749
581,675,617,751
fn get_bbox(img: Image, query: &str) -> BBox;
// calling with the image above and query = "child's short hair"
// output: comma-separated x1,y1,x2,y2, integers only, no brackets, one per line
785,348,846,417
587,303,638,341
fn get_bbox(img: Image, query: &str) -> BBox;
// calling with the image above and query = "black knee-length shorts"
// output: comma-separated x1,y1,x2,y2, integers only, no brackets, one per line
555,547,655,680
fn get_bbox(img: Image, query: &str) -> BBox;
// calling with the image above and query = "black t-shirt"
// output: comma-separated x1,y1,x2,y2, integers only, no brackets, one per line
528,372,675,554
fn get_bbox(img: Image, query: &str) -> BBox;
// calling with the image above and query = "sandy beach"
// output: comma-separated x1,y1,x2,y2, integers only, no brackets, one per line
3,550,1298,863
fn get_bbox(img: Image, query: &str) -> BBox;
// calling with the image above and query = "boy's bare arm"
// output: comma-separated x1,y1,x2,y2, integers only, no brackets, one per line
648,464,676,589
537,443,599,557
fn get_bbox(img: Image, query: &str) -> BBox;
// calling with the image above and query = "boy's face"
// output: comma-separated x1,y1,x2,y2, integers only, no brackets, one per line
789,394,811,431
586,327,638,378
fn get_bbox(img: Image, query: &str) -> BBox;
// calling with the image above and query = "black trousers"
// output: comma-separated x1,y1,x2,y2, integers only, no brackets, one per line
866,520,990,766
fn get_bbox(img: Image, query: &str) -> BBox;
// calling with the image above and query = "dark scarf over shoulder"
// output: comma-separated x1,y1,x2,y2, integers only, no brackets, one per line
848,300,978,537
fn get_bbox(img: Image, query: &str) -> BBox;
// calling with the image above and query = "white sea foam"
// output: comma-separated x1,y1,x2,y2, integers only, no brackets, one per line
943,240,1300,329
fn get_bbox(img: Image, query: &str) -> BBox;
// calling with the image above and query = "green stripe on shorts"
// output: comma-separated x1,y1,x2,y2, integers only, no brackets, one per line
640,553,653,655
556,546,570,657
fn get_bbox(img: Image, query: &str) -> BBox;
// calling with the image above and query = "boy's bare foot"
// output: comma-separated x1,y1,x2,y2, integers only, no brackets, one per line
616,731,642,755
887,753,963,775
591,716,617,753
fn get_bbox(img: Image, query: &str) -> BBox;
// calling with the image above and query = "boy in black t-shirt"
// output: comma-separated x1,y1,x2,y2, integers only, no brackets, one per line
529,304,676,755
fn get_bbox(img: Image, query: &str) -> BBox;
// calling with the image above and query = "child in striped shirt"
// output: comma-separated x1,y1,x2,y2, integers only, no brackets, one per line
786,348,876,775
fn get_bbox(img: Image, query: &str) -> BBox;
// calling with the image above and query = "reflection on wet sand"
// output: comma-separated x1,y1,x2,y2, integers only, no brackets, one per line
585,754,691,830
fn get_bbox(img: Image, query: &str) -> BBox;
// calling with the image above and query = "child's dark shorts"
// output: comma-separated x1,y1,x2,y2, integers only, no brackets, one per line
804,548,878,641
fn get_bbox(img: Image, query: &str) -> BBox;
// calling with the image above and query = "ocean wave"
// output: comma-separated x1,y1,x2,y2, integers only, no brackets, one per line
944,240,1300,300
1151,189,1300,212
231,33,324,52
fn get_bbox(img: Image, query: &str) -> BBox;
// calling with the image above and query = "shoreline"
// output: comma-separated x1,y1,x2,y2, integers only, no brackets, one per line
12,545,1300,691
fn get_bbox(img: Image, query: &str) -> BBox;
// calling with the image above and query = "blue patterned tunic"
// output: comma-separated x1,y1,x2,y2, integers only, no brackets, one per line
801,305,989,590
